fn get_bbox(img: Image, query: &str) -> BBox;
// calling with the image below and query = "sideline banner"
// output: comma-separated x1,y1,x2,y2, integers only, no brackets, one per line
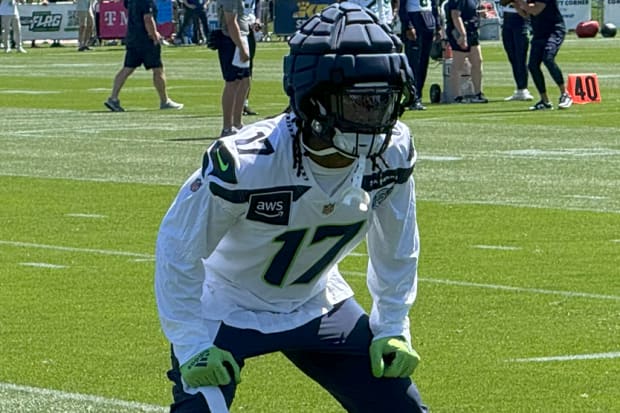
99,1,127,39
18,2,79,41
99,0,174,39
558,0,591,30
604,0,620,26
273,0,330,36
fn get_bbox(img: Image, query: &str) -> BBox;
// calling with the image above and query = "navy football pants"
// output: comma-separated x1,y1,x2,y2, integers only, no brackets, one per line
501,13,530,91
528,27,566,94
166,298,428,412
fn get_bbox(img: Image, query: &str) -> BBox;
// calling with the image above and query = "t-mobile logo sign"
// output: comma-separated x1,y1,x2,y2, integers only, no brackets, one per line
103,10,128,26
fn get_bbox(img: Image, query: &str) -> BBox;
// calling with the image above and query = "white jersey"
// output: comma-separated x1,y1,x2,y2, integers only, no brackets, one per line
155,113,420,365
243,0,257,23
349,0,395,25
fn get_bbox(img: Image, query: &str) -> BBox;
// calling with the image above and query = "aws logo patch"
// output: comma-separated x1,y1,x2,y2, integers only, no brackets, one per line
247,191,292,225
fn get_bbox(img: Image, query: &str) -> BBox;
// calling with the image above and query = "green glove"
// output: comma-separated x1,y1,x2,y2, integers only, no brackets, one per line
369,336,420,378
180,346,241,387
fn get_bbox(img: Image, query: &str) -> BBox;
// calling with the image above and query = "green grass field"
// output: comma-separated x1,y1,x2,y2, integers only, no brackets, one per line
1,35,619,412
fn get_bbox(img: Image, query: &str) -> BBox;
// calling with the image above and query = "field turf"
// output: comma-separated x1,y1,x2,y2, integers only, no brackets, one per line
0,35,619,412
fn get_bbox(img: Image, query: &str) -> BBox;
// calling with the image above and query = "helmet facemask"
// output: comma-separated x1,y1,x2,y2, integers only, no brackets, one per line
282,2,416,211
303,82,402,159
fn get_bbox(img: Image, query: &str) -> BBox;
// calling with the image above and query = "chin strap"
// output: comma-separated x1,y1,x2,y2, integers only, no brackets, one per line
301,141,342,157
342,155,371,212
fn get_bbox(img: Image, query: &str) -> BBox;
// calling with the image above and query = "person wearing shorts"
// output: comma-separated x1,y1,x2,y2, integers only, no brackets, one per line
215,0,251,137
446,0,488,103
104,0,183,112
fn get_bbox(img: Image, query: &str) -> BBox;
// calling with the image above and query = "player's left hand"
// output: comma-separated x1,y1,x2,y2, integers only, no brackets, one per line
369,336,420,378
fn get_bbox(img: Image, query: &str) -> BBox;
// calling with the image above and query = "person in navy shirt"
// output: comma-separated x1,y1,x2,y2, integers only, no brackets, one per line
104,0,183,111
445,0,488,103
514,0,572,110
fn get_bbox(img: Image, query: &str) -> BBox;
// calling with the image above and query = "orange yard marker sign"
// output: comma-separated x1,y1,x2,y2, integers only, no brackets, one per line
567,73,601,104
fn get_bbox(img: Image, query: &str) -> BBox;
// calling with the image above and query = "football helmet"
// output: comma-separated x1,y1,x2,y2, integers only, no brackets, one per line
283,1,416,159
601,22,617,38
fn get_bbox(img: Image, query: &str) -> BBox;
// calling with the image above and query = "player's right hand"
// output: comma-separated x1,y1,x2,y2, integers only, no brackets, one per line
369,336,420,378
180,346,241,387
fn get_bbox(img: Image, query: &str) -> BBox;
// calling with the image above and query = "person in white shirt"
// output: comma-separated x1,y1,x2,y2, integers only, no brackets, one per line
76,0,95,51
155,2,428,412
0,0,26,53
347,0,399,26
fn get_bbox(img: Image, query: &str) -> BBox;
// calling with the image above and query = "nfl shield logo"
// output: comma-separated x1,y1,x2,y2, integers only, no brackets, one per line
322,203,335,215
190,178,203,192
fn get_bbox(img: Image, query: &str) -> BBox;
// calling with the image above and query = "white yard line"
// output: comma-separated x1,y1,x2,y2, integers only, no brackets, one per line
20,262,67,269
65,213,107,219
3,239,619,301
345,271,620,301
0,240,152,259
507,351,620,363
472,245,522,251
0,382,166,413
420,277,620,301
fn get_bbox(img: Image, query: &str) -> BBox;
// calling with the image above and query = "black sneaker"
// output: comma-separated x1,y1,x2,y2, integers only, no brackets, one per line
104,97,125,112
558,92,573,109
243,106,258,116
470,92,488,103
529,100,553,111
220,127,238,137
454,96,465,104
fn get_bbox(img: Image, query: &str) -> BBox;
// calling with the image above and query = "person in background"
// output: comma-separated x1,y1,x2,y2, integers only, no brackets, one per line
155,3,428,412
445,0,487,103
104,0,183,111
499,0,533,101
348,0,399,28
399,0,441,110
0,0,26,53
175,0,209,45
76,0,95,51
514,0,572,110
215,0,250,137
93,0,102,46
240,0,261,116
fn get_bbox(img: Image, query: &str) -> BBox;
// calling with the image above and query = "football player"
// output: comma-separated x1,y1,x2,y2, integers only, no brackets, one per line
155,2,428,412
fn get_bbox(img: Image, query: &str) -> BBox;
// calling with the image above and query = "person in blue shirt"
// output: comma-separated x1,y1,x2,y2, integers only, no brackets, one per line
176,0,210,45
399,0,442,110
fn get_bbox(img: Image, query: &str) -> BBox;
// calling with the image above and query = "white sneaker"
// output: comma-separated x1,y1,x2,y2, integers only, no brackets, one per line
520,89,534,100
505,89,534,101
558,92,573,109
4,47,11,53
160,99,184,110
17,47,27,54
504,90,518,101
